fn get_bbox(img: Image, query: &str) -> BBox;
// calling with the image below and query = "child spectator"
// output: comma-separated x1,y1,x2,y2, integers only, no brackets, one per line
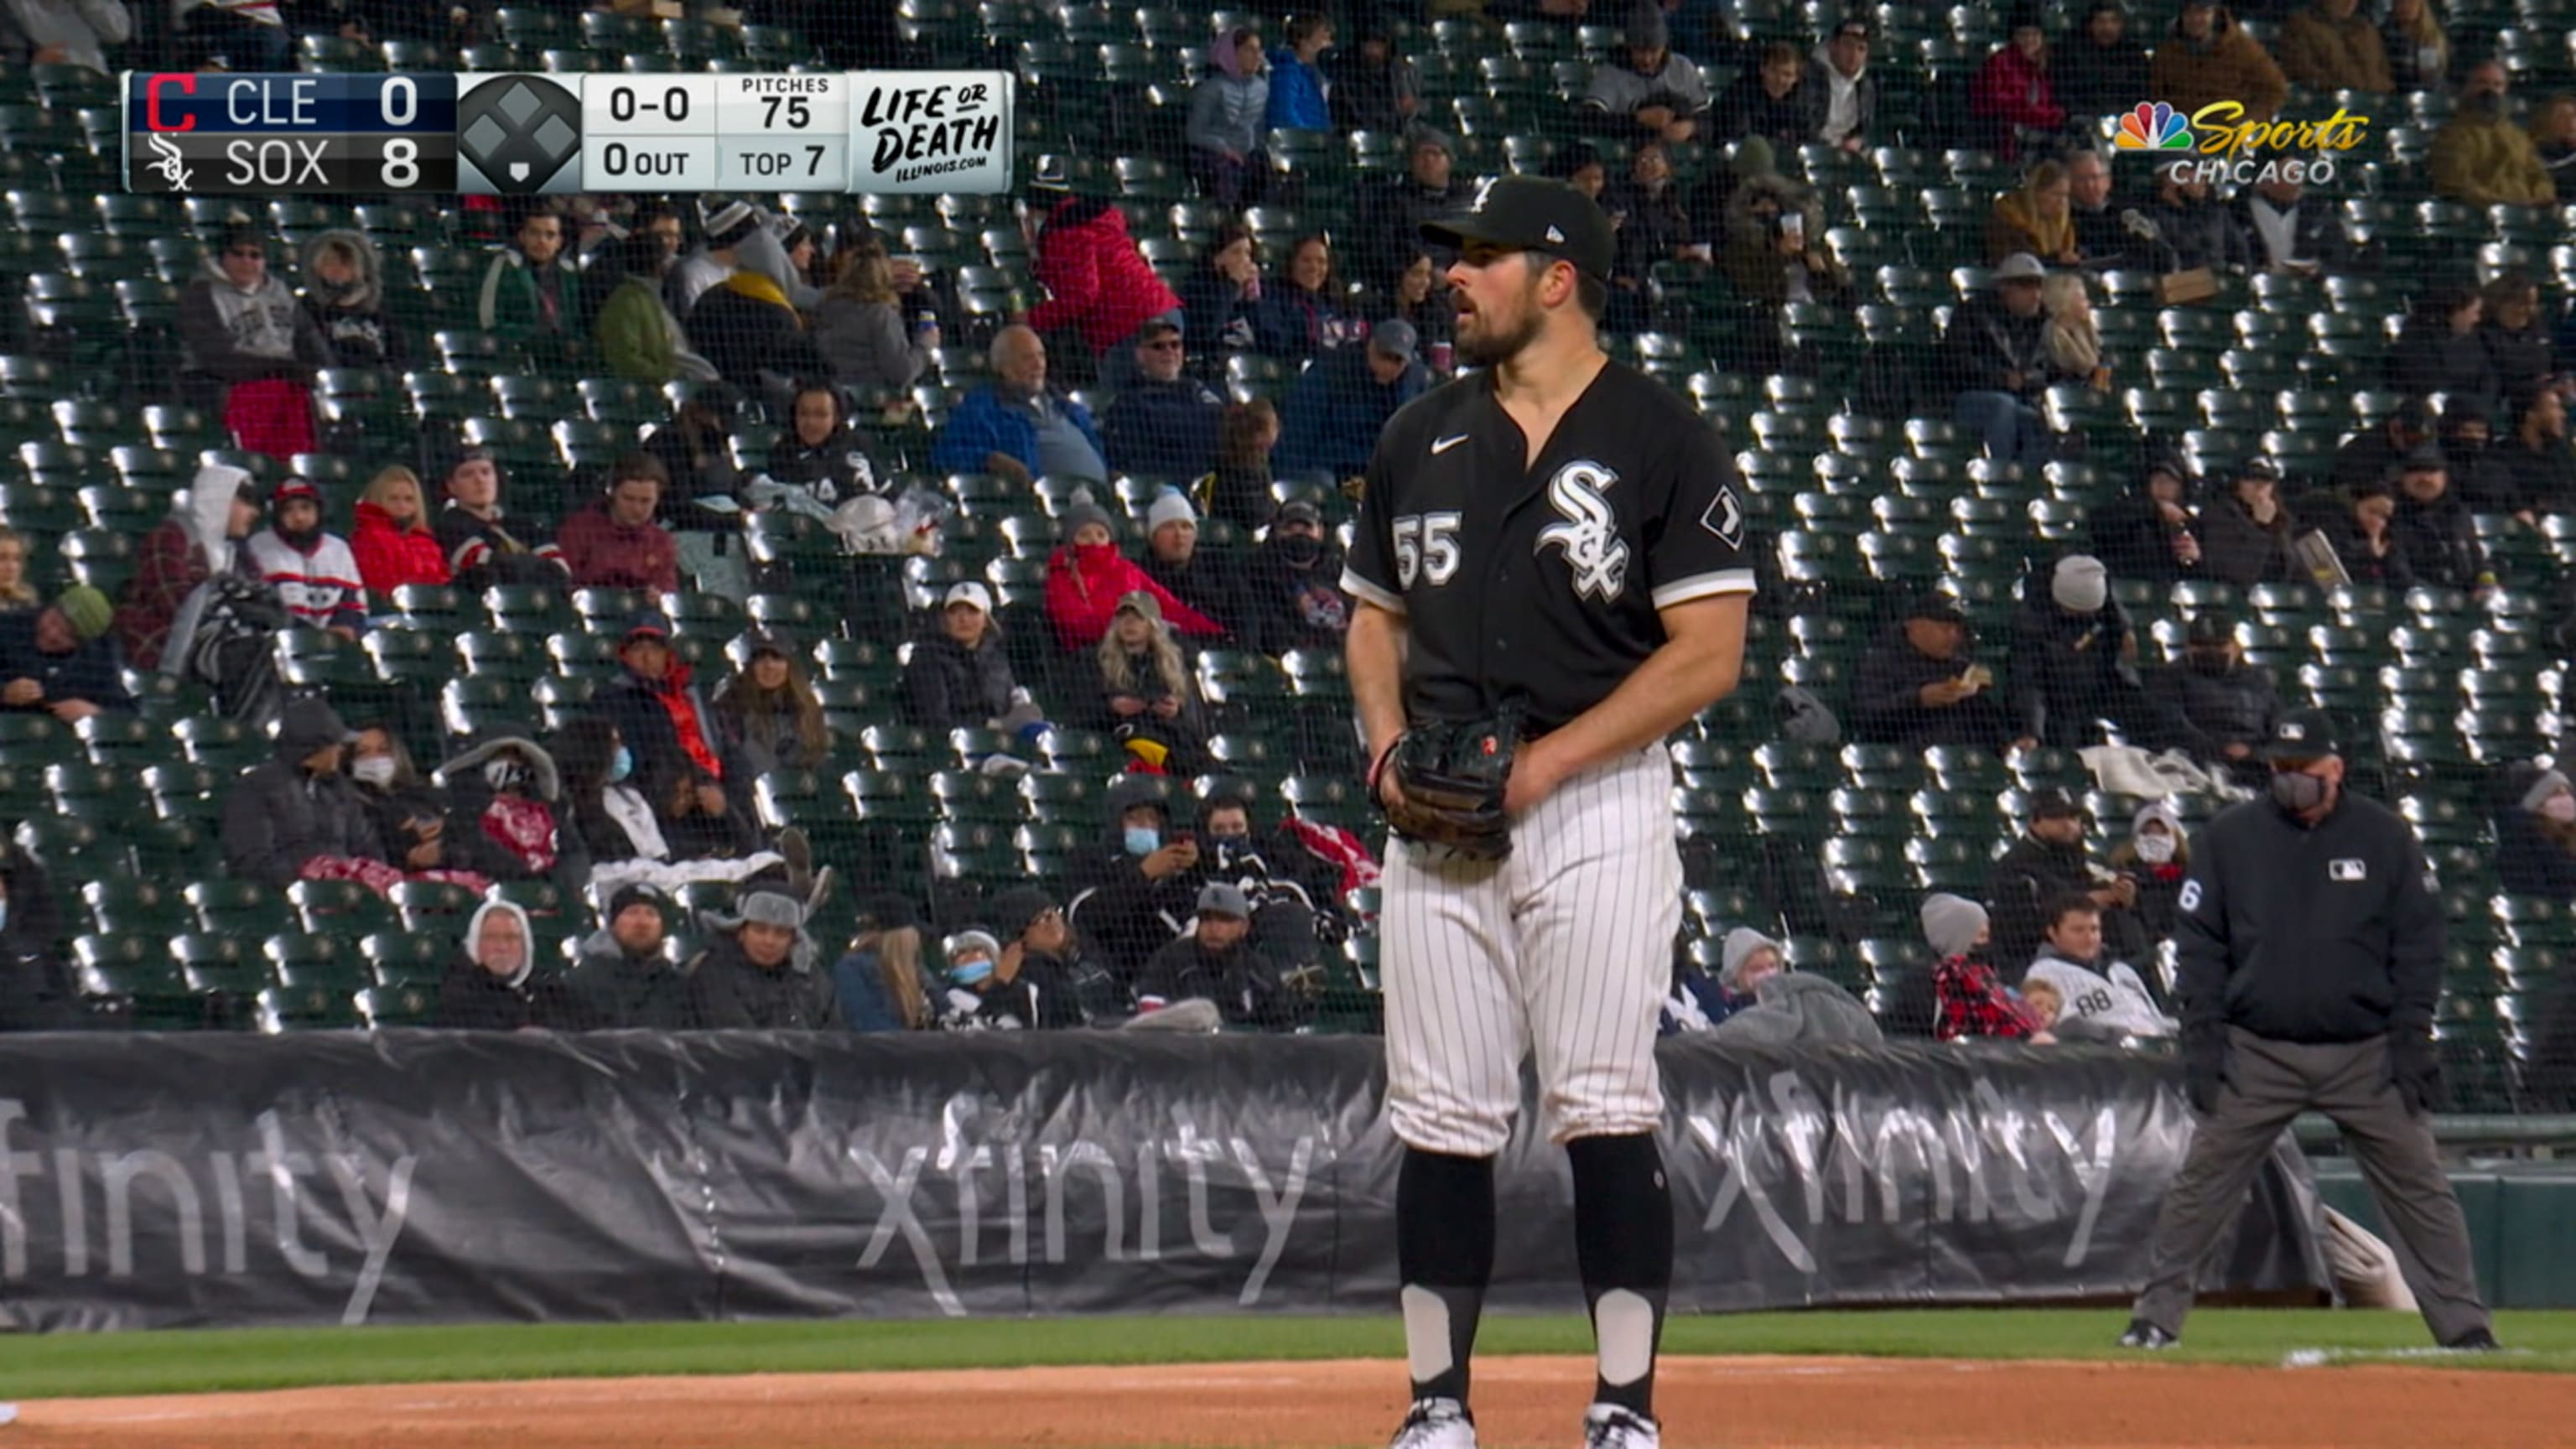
1922,892,2055,1042
1971,8,2069,160
1265,13,1334,132
1095,591,1212,776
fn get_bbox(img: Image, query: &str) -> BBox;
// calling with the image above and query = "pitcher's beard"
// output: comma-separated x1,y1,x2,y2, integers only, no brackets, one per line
1456,304,1542,367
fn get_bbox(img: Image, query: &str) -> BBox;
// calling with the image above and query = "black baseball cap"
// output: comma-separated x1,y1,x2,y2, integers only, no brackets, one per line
2025,787,2088,820
1905,594,1969,627
1420,175,1617,283
2185,610,2234,644
2265,708,2341,763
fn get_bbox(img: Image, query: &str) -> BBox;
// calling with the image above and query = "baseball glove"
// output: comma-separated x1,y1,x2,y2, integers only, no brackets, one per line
1373,710,1523,860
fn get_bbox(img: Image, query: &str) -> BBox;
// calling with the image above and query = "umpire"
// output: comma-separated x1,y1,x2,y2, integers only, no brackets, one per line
2120,709,2499,1352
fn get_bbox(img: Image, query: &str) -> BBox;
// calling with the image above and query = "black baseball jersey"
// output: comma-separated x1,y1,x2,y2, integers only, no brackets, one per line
1341,360,1757,730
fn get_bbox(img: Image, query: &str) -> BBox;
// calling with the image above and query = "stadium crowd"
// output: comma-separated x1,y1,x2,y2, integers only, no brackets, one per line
5,0,2576,1104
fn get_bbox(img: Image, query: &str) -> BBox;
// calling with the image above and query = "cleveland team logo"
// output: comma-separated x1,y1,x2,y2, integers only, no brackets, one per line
1536,460,1628,603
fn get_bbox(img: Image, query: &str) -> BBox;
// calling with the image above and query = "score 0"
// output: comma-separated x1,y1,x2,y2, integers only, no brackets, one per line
714,74,847,192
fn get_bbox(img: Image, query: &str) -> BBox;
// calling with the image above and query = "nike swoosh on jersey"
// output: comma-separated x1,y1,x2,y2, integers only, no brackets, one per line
1431,434,1470,454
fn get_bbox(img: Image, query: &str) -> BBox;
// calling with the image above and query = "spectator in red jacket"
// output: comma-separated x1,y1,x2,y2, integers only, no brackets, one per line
351,465,451,596
1022,164,1186,393
1971,6,2069,159
1923,892,2057,1042
557,454,681,595
1043,498,1219,652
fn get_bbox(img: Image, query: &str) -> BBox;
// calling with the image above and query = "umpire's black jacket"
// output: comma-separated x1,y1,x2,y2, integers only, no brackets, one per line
2177,791,2444,1045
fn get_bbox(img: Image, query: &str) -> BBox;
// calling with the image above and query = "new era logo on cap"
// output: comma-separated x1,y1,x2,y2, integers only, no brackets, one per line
2279,722,2307,740
1545,224,1566,243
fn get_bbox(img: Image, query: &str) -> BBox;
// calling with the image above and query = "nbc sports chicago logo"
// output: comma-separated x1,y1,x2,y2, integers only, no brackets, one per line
2113,99,2370,186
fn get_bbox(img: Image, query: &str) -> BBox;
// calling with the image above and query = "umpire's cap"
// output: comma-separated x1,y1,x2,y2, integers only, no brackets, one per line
2265,709,2341,763
1420,175,1617,283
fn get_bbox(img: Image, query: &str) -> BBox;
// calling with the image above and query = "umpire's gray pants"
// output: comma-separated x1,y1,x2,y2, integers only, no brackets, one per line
2132,1028,2491,1344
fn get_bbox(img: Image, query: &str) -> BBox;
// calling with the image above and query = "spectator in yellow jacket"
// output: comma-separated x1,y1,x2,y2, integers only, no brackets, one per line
2430,62,2557,208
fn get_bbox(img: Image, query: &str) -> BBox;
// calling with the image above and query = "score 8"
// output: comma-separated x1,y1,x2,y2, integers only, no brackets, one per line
381,76,419,189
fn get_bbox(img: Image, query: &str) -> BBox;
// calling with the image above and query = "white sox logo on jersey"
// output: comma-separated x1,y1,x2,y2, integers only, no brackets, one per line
1535,460,1628,603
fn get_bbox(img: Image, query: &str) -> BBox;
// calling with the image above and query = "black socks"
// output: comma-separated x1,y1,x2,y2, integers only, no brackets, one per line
1395,1146,1496,1405
1569,1132,1673,1417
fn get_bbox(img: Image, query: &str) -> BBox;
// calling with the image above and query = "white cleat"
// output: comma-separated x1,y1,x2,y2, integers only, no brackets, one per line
1581,1402,1660,1449
1388,1395,1478,1449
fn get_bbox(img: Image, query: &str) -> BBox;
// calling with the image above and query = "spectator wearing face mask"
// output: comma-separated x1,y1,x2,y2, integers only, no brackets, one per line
1069,775,1204,985
2154,611,2283,787
2435,397,2521,517
550,717,794,902
1923,892,2055,1042
345,723,453,874
1192,794,1348,979
2432,62,2556,207
2106,799,2194,944
2496,761,2576,899
1043,499,1219,652
433,726,570,888
2198,459,2299,587
1241,501,1351,656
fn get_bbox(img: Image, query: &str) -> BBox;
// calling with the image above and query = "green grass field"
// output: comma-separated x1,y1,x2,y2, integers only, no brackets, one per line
5,1309,2575,1401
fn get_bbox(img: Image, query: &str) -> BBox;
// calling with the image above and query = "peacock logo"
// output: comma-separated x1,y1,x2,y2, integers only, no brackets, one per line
2115,101,2194,150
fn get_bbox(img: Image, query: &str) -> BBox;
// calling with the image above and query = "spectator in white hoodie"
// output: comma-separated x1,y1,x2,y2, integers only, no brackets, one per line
1804,17,1878,153
2022,891,2178,1041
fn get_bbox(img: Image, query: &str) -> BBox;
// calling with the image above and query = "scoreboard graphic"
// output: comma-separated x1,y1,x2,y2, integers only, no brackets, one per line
124,70,1015,196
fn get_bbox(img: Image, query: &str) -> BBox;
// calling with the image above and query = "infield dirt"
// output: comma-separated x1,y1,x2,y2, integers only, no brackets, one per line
8,1353,2570,1446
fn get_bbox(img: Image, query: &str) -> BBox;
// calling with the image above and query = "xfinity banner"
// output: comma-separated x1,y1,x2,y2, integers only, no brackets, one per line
0,1033,2329,1332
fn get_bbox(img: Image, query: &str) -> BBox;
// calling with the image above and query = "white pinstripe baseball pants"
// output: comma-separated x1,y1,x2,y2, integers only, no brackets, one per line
1381,745,1680,1156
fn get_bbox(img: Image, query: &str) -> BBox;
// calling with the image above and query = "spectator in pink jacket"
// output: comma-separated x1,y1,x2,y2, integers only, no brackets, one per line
1022,160,1186,392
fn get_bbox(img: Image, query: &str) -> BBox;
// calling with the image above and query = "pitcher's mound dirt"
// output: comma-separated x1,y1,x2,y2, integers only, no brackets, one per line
8,1353,2568,1448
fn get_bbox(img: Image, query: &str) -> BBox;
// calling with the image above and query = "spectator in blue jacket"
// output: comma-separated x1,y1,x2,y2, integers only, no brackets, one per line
1266,14,1336,132
1187,26,1270,209
927,325,1109,486
1102,319,1227,481
1276,319,1430,480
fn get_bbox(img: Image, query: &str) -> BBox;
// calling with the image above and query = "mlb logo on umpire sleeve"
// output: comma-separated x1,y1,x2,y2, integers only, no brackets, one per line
2329,859,2367,882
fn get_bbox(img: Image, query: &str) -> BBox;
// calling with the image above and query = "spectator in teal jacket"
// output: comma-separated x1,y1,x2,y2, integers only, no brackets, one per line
1265,14,1335,131
1275,320,1428,480
927,325,1109,485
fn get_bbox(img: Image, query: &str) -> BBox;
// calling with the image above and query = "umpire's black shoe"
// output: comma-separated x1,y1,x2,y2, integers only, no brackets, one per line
2116,1320,2179,1350
2444,1327,2502,1352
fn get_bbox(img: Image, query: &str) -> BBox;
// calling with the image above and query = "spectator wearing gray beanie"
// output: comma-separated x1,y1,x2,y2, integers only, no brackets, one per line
2496,759,2576,899
2007,551,2194,753
1921,893,2051,1042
